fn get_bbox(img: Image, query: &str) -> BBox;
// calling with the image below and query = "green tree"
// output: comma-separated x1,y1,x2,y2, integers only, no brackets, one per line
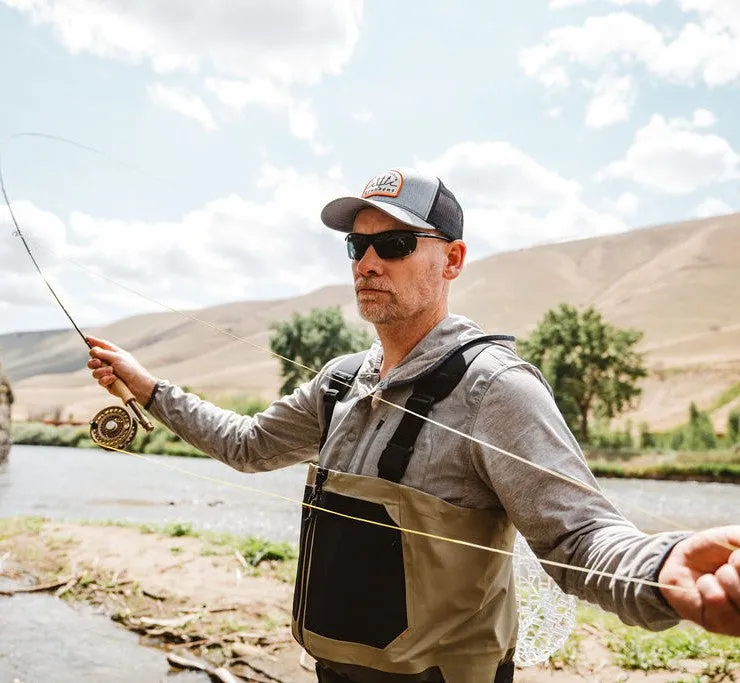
727,410,740,445
682,402,717,450
269,306,374,396
518,303,647,444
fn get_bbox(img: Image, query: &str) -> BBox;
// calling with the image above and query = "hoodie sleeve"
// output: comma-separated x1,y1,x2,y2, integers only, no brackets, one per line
146,370,326,473
469,364,689,631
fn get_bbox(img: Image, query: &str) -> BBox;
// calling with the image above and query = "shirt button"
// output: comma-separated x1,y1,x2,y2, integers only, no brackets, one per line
346,431,356,443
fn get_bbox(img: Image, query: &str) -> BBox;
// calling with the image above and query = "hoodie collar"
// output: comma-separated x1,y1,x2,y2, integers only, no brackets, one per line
359,314,516,390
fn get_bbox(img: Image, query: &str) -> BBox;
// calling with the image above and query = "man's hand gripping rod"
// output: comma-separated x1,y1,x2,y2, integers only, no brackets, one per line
86,338,154,450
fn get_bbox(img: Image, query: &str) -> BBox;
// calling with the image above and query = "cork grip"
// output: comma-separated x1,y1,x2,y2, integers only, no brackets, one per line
109,377,135,404
108,376,154,432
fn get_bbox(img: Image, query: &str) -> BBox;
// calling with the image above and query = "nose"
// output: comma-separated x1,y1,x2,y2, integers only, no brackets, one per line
354,244,384,278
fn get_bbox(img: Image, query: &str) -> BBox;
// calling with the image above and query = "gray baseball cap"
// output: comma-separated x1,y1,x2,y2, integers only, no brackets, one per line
320,168,464,240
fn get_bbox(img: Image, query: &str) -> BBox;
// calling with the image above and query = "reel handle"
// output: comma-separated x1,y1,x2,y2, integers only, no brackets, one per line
109,377,155,432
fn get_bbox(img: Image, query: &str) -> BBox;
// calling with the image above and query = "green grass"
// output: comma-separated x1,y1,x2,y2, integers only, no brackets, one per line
610,626,740,671
566,603,740,675
590,461,740,483
11,422,90,448
93,520,298,582
0,516,46,541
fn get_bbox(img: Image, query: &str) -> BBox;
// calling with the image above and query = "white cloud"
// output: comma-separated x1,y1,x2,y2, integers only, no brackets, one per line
147,83,216,131
414,141,627,253
3,0,363,142
550,0,664,7
352,109,373,124
545,106,564,119
692,108,717,128
205,78,292,110
695,197,734,218
522,3,740,96
599,112,740,193
609,192,641,217
0,139,636,321
288,101,319,141
0,166,353,320
585,74,635,128
206,80,329,151
3,0,362,85
0,201,70,307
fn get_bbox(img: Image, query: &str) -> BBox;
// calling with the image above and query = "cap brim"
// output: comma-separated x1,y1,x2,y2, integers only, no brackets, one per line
321,197,436,233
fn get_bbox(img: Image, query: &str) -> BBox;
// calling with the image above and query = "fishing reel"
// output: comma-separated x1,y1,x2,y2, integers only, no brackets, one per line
90,405,139,450
90,378,154,450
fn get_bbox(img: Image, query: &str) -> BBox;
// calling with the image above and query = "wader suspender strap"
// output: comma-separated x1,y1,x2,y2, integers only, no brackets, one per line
377,335,513,483
319,351,368,451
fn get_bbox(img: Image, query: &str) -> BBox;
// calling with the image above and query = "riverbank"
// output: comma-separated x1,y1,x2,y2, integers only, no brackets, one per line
12,421,740,483
1,518,737,682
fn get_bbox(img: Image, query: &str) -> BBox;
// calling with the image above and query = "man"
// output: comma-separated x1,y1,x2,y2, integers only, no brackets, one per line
88,168,740,682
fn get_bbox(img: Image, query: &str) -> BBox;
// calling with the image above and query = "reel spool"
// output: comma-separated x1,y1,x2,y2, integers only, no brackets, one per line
90,405,138,450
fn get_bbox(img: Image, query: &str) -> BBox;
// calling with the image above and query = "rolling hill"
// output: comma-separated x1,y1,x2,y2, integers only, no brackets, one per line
2,211,739,433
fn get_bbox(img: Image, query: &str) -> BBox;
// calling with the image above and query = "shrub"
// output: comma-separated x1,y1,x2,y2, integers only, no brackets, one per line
728,410,740,445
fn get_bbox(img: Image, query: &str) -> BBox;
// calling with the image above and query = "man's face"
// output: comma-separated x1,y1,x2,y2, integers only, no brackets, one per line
350,208,452,326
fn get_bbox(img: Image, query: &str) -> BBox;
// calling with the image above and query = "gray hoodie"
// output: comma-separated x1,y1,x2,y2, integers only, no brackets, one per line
149,313,687,631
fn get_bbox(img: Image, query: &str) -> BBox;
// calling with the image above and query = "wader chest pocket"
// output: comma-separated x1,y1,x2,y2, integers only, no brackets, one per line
295,490,408,649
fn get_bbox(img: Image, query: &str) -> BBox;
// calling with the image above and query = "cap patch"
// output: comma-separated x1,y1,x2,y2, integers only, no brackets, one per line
362,170,404,199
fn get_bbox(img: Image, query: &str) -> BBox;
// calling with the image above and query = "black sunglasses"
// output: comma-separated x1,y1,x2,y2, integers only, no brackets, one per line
345,230,452,261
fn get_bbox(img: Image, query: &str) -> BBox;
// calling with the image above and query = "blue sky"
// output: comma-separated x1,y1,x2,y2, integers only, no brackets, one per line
0,0,738,334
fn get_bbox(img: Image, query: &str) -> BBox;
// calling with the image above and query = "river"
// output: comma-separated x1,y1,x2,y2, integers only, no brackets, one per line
0,445,738,682
1,445,737,537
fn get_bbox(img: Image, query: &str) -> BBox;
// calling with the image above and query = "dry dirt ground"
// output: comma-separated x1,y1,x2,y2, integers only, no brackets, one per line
0,521,735,683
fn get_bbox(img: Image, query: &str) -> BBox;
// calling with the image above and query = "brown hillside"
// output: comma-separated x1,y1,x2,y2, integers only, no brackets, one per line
2,212,739,432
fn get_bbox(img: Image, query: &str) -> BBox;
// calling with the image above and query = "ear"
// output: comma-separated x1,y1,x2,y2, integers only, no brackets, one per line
442,240,466,281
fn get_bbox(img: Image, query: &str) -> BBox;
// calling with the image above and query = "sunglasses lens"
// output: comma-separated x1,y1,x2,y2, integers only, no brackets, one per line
345,231,418,260
374,233,416,259
346,234,368,260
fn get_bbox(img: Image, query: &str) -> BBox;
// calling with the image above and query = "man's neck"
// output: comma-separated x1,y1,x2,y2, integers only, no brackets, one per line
375,308,448,378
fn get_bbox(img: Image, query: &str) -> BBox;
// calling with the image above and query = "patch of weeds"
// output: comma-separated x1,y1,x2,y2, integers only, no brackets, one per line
0,516,46,541
236,537,296,567
668,659,738,683
78,573,96,588
549,632,582,669
200,546,222,557
163,522,195,538
609,625,740,672
169,546,183,555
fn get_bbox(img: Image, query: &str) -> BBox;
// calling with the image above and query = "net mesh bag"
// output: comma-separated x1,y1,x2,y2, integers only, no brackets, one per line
513,532,576,667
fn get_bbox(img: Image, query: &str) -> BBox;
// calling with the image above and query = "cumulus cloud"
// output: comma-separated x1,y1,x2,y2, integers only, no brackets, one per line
0,201,73,308
598,111,740,193
695,197,734,218
585,74,636,129
608,192,641,217
2,0,362,84
522,2,740,115
0,137,639,325
147,83,216,131
414,141,627,253
550,0,664,7
2,0,363,144
0,166,352,323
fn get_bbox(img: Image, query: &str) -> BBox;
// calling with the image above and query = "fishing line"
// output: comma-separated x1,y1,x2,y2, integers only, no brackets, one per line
6,227,716,537
100,441,687,596
1,132,736,555
6,197,734,546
